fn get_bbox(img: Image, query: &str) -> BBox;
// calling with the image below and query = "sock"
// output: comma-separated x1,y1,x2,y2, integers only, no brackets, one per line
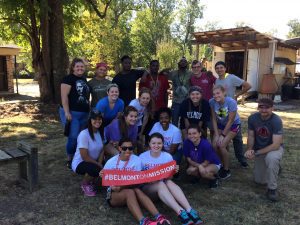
154,213,161,219
186,207,192,213
177,209,184,215
139,217,146,225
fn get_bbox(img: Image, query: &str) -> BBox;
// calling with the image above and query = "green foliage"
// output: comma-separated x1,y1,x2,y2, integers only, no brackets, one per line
287,19,300,38
130,0,175,67
156,38,182,69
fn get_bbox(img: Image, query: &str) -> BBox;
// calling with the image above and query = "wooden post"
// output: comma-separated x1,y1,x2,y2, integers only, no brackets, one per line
195,43,200,60
242,42,249,104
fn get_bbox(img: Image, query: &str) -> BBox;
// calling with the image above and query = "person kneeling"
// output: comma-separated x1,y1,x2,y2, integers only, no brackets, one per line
244,98,284,202
71,109,104,196
183,124,221,188
100,137,170,225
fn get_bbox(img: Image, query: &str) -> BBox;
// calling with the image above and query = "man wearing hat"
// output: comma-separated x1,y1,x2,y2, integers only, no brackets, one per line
88,62,111,107
245,98,284,201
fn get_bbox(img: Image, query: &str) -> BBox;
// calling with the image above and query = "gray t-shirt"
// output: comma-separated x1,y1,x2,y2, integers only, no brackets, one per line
88,78,111,107
209,97,240,126
215,74,244,98
248,112,283,150
169,70,192,104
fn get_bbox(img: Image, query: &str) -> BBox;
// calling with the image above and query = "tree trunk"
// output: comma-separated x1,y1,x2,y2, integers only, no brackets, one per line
48,0,69,104
39,0,68,103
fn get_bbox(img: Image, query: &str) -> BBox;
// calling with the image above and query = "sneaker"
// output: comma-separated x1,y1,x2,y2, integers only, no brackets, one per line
140,217,158,225
81,183,96,197
219,168,231,180
178,210,193,225
156,214,171,225
209,178,219,188
188,208,203,224
266,189,279,202
240,161,249,168
66,160,72,170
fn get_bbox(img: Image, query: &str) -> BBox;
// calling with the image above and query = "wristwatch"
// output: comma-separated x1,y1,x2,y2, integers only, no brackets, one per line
254,151,260,156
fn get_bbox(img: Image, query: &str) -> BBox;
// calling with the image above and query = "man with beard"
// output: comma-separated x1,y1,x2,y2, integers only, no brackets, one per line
168,57,192,127
139,60,170,111
244,98,284,202
112,55,147,106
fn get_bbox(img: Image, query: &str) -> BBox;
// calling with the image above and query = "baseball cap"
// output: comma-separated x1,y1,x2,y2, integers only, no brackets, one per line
96,62,108,69
89,109,102,119
189,86,203,94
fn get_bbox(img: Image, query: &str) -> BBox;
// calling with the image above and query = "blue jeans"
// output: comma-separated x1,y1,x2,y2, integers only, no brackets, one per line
172,148,183,165
171,102,181,127
59,107,88,156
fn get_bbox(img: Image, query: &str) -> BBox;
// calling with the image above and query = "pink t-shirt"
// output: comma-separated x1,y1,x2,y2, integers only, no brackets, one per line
190,72,216,101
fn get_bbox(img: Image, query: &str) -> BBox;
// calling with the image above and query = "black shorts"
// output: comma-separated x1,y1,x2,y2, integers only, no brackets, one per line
75,161,101,178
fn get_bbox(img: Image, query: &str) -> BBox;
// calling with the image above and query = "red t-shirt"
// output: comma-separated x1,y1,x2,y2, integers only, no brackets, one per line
190,72,216,101
139,74,170,111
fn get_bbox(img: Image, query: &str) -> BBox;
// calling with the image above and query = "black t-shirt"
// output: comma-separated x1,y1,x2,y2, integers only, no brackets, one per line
112,69,144,106
179,98,210,129
61,74,90,112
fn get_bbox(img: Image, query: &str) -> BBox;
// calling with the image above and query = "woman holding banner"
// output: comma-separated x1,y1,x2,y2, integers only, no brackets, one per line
139,133,203,225
100,137,170,225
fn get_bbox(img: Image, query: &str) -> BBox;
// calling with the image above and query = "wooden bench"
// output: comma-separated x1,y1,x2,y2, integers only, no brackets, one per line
0,142,38,192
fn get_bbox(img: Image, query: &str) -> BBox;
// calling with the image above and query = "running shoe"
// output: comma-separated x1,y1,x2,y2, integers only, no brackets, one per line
156,214,171,225
188,208,203,224
178,210,193,225
81,183,96,197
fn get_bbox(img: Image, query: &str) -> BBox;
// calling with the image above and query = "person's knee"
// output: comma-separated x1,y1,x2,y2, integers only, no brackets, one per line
265,152,280,168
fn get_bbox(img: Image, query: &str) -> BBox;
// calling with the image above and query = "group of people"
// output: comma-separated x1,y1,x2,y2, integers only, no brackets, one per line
59,56,284,225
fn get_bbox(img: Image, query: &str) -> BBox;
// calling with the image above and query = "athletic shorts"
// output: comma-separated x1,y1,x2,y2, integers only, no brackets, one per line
217,123,240,133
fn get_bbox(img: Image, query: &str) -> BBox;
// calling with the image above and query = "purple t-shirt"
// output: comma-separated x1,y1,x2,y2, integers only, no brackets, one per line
183,138,221,165
104,119,138,143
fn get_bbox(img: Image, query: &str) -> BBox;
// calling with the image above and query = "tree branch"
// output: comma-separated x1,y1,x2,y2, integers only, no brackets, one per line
0,17,31,34
85,0,112,19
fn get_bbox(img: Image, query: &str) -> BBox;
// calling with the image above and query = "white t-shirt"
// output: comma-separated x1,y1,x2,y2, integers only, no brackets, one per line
72,129,104,172
129,99,146,127
104,154,142,171
149,122,182,152
139,150,173,170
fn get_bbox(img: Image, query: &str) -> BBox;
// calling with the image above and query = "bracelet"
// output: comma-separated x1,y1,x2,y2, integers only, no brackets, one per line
254,151,260,156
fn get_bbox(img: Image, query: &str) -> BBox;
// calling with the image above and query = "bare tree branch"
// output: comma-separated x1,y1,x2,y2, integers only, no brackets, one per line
85,0,112,19
0,17,31,34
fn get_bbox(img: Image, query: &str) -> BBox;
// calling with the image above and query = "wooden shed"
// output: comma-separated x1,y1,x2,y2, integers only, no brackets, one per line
0,45,20,94
192,27,299,95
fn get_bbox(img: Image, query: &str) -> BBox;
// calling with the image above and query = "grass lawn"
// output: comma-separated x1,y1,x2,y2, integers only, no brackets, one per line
0,102,299,225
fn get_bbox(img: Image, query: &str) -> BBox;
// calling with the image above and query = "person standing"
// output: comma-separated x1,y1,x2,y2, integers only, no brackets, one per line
169,57,192,126
190,60,216,101
215,61,251,168
244,98,284,202
139,60,170,111
112,55,147,106
88,62,111,107
59,58,90,168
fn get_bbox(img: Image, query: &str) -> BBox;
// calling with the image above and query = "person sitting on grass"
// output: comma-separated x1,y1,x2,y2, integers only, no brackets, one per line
104,106,138,157
139,133,203,225
209,85,241,180
244,98,284,202
149,107,182,165
183,124,221,188
99,137,171,225
71,109,104,197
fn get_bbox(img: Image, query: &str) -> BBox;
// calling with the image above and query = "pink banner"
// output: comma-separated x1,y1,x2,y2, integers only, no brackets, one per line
102,161,176,186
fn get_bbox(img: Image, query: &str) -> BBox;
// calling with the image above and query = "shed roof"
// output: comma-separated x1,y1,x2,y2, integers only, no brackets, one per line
0,44,21,56
192,26,298,50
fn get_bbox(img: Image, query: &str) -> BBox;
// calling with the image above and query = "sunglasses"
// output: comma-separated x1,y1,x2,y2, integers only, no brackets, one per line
120,146,134,151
